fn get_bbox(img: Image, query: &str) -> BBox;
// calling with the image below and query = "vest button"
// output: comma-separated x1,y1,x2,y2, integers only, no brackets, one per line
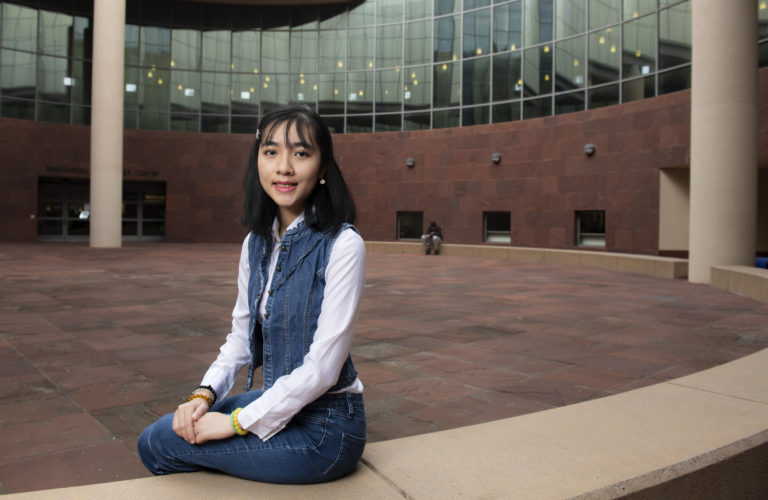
280,245,286,251
268,290,273,295
264,313,269,319
276,266,281,272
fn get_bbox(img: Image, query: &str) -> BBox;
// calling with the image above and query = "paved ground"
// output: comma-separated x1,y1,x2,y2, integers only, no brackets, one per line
1,243,767,494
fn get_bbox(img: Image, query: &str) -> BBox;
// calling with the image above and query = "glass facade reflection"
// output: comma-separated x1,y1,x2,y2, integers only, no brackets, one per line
0,0,766,133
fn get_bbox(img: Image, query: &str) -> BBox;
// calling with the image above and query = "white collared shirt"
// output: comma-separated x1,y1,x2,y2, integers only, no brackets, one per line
200,214,365,440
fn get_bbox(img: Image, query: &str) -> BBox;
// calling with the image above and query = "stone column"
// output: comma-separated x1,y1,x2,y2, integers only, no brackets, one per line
689,1,758,283
89,0,125,248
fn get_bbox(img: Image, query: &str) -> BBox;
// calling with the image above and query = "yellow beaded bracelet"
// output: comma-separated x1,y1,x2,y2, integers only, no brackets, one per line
187,393,212,407
231,408,248,436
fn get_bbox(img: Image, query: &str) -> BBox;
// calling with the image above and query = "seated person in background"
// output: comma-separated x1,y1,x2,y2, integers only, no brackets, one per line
421,221,443,255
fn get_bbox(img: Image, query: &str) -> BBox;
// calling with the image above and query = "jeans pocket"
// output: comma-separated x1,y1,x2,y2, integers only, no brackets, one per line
322,432,366,479
291,410,329,450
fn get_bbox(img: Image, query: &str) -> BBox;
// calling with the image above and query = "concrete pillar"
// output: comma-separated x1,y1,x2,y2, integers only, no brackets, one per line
689,1,758,283
89,0,125,248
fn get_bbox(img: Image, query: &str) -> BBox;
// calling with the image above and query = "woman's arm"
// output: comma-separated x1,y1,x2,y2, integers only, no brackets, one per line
237,228,366,440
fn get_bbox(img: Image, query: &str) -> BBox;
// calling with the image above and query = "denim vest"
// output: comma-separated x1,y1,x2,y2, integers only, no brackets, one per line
244,220,359,394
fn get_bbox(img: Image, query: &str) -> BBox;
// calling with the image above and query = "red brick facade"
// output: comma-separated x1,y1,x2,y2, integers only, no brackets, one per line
2,67,767,253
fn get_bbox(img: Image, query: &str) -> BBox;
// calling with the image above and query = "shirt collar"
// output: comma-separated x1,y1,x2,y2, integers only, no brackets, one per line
272,212,306,241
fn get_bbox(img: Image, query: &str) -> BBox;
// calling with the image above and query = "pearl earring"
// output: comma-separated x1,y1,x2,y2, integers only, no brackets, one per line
319,178,326,185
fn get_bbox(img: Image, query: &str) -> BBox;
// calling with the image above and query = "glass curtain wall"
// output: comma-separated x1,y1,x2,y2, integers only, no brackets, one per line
1,0,762,133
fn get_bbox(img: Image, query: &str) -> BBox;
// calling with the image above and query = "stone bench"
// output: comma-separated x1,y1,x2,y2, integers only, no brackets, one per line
6,347,767,499
366,241,689,280
711,265,768,303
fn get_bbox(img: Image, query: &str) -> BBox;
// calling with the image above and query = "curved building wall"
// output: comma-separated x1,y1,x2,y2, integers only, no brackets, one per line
3,68,768,252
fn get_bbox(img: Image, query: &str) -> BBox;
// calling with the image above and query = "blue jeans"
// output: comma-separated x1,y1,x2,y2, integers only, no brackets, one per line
137,391,366,484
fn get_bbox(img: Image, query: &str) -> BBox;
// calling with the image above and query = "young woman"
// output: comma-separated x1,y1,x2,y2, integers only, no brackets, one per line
138,105,366,484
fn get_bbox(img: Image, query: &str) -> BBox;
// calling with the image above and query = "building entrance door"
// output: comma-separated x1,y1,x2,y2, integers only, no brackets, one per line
37,177,166,241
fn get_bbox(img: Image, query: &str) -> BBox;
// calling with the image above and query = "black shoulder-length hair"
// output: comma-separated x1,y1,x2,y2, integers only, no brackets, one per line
243,104,356,239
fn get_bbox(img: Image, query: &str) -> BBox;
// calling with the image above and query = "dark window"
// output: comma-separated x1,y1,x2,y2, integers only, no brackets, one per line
397,211,423,240
575,210,605,247
484,211,511,243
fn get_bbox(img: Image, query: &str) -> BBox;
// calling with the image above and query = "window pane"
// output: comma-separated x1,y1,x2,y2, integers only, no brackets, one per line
124,66,138,109
375,113,401,132
492,101,521,123
524,44,553,97
589,0,620,30
349,28,374,70
404,112,430,130
1,97,35,120
377,24,402,68
322,115,344,133
622,75,654,102
38,102,69,123
524,0,553,46
39,11,73,57
434,15,460,62
139,68,170,112
70,59,90,105
139,111,169,130
462,105,489,126
463,8,491,58
232,73,260,115
492,51,522,101
291,30,317,73
347,71,373,113
493,2,522,53
406,0,432,20
201,115,229,133
377,68,402,112
623,15,656,77
319,30,346,72
261,74,289,114
465,0,491,9
202,31,231,72
290,5,318,29
658,66,690,95
1,49,36,99
232,31,260,74
170,113,198,132
556,36,585,91
141,27,171,68
589,27,619,85
433,61,460,107
405,20,431,66
261,31,289,73
404,66,431,110
377,0,403,24
125,25,140,66
72,16,91,60
433,108,460,128
348,2,375,27
760,2,768,39
484,212,511,244
659,1,691,69
171,29,200,69
397,211,423,239
346,114,372,133
318,73,345,114
231,115,259,134
292,73,317,105
623,0,656,20
554,90,584,114
463,57,490,104
435,0,460,16
171,70,200,113
37,56,70,102
523,96,551,118
555,0,585,38
588,83,619,108
1,4,37,51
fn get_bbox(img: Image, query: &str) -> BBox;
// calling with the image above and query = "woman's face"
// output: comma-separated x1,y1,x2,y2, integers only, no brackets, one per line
257,121,322,228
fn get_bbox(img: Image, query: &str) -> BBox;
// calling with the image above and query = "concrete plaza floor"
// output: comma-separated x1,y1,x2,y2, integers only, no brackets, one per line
1,243,768,494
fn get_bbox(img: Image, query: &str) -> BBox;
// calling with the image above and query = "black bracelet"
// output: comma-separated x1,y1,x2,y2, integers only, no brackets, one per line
194,385,217,406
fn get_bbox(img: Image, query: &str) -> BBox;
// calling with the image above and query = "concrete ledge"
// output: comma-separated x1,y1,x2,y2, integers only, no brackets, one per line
711,265,768,302
366,241,688,279
7,348,767,499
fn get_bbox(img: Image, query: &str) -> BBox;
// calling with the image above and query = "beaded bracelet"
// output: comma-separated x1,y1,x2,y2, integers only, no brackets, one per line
186,393,212,407
194,385,217,406
230,408,248,436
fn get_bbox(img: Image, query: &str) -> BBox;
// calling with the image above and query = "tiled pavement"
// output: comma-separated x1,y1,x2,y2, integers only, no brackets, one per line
1,243,767,494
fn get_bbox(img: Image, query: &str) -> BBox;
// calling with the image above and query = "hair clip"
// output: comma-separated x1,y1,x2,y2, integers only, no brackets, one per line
255,129,260,140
